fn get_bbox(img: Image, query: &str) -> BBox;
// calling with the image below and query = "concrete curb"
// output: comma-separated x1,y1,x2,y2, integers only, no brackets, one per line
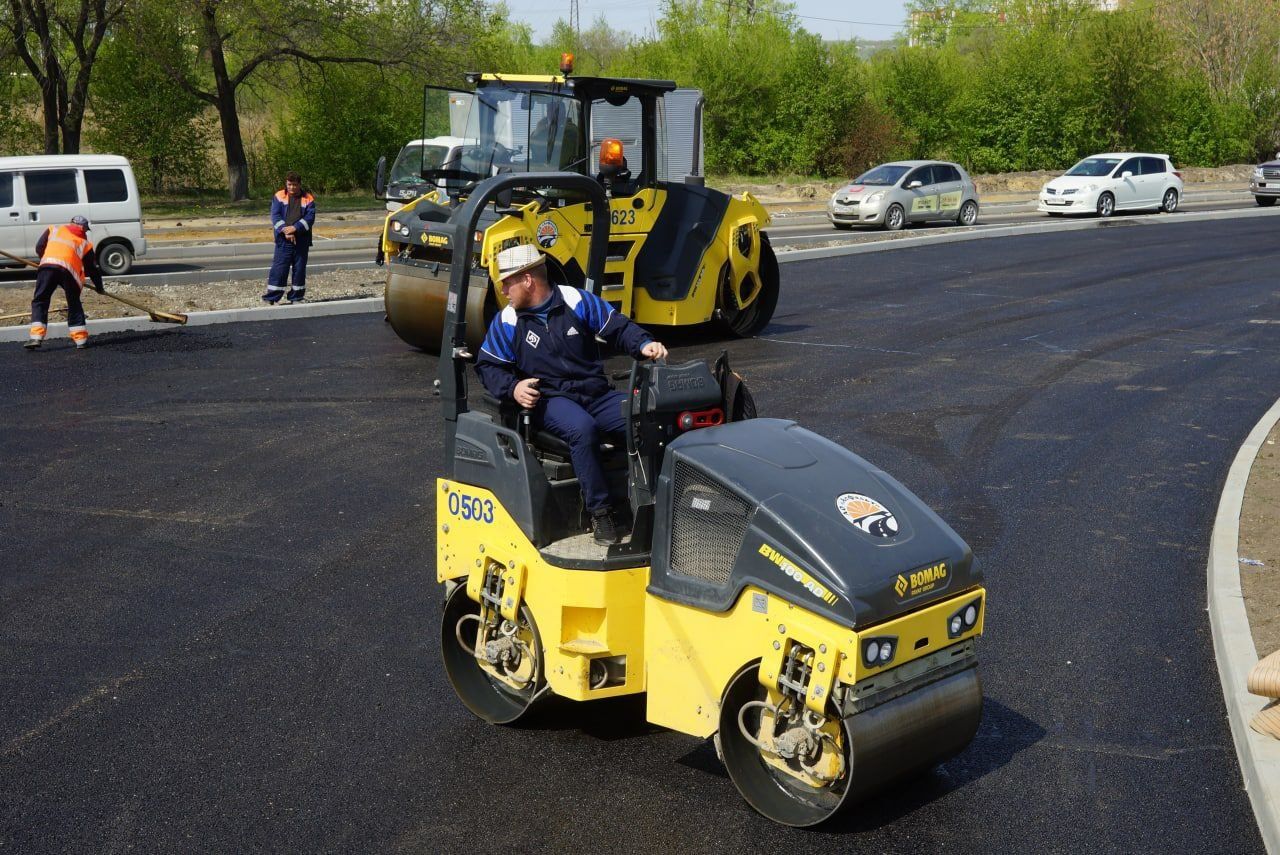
1209,396,1280,854
775,206,1280,263
0,296,384,342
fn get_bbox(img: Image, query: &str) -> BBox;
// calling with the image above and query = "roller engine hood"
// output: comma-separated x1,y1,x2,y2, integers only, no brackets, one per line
649,419,978,627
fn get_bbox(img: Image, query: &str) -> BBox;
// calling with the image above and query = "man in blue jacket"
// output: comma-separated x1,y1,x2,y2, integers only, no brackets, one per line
476,244,667,544
262,171,315,304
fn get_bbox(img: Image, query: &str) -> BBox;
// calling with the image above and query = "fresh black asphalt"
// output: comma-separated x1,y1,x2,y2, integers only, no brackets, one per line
1,217,1275,852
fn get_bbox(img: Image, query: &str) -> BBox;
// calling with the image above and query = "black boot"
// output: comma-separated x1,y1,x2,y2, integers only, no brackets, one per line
592,508,622,545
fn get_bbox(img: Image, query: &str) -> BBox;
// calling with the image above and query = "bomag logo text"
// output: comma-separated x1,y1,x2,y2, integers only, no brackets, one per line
895,562,948,600
759,543,837,606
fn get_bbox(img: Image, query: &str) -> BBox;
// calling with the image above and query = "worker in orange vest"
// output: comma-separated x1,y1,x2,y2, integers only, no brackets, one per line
25,215,106,350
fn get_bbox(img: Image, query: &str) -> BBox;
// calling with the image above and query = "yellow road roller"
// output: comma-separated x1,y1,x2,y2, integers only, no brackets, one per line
435,173,985,826
375,56,777,353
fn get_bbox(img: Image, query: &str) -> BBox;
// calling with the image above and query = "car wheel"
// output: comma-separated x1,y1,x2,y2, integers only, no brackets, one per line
97,241,133,276
1256,196,1277,208
884,204,905,231
1161,188,1179,213
1096,192,1114,218
956,199,978,226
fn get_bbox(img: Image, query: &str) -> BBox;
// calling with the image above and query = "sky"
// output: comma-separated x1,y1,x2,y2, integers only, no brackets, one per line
500,1,909,43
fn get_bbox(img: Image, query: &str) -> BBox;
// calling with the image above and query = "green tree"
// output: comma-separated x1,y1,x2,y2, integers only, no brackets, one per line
88,17,213,191
871,46,963,160
1079,9,1170,152
139,0,493,200
1155,74,1254,166
0,54,42,154
952,23,1094,172
0,0,127,153
263,64,422,191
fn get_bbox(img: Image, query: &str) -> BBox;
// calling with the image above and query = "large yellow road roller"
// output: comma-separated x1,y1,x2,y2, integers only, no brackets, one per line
375,57,778,353
434,173,985,826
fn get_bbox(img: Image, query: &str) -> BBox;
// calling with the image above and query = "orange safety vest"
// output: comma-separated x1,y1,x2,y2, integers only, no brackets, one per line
40,225,92,286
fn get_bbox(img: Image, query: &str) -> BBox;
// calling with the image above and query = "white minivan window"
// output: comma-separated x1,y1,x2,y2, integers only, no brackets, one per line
25,171,79,205
86,168,128,202
0,173,12,207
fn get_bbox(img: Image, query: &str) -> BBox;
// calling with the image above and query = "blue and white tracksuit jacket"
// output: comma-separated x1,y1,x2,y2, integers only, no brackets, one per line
476,286,652,513
475,285,652,407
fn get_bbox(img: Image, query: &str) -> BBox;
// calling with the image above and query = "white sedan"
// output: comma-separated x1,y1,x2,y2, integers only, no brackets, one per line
1038,153,1183,217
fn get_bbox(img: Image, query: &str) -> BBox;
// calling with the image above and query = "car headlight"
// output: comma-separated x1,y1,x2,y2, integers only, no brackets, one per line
1255,167,1265,179
947,597,982,638
862,636,897,668
866,191,885,204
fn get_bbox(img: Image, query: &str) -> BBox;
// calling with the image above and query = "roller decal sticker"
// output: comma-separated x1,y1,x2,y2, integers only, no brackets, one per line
536,219,559,248
758,543,838,605
836,493,899,538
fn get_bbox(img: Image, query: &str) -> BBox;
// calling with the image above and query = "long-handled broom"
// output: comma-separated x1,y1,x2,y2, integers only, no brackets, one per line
0,247,187,324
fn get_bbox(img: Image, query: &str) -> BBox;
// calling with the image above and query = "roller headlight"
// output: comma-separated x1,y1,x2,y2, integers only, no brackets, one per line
948,597,983,638
862,636,896,668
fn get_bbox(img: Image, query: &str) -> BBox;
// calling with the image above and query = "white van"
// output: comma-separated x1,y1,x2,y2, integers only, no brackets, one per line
0,154,146,275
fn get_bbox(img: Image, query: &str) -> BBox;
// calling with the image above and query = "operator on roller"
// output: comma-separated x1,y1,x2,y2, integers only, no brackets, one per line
25,215,105,350
475,244,667,544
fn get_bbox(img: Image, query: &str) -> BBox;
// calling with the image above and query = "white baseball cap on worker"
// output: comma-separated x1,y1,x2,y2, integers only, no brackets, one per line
496,244,546,280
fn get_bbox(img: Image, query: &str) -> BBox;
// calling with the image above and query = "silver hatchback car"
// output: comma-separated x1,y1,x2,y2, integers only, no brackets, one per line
828,160,980,231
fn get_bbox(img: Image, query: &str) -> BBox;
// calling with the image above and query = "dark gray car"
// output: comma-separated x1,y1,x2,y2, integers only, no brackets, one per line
827,160,980,231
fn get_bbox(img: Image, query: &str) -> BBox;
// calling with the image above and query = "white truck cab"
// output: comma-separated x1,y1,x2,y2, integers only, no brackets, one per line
381,136,475,211
0,154,146,274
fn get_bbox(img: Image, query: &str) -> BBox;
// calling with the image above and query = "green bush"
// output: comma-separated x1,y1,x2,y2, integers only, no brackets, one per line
1156,76,1255,166
263,66,422,192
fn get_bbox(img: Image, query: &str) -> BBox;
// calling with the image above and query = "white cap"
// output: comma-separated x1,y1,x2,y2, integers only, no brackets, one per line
496,244,547,280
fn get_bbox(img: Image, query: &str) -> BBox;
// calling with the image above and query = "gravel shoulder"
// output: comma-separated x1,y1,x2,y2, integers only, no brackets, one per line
0,268,383,326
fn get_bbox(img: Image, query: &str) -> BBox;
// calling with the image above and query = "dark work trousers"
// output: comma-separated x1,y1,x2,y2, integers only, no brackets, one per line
538,390,627,514
266,238,309,301
31,266,86,327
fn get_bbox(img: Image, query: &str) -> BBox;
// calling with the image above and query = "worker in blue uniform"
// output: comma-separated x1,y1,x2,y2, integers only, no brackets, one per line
475,244,667,544
263,171,315,304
